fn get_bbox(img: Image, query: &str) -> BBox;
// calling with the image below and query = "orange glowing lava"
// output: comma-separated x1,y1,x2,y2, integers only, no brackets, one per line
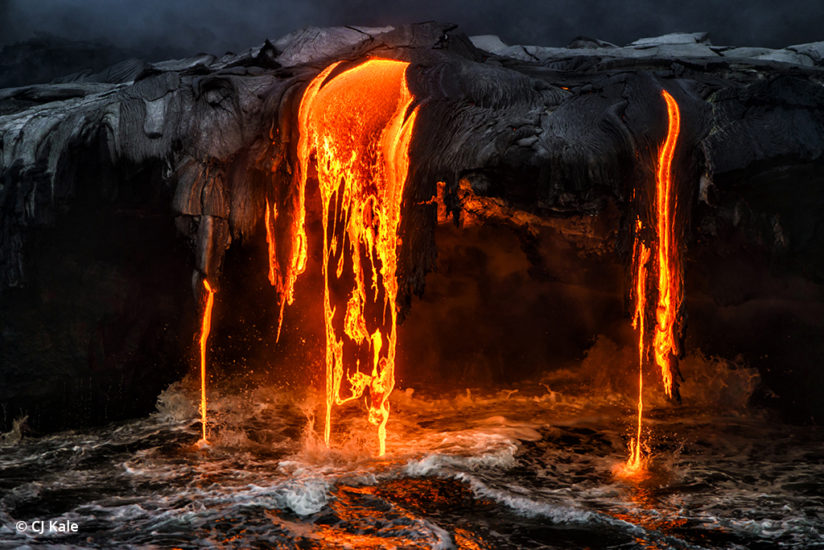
625,227,651,476
618,89,682,478
264,199,290,342
265,199,278,289
653,89,682,399
198,279,216,444
296,58,418,456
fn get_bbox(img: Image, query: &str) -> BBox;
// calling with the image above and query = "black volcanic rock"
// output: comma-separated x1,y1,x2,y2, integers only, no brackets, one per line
1,22,823,430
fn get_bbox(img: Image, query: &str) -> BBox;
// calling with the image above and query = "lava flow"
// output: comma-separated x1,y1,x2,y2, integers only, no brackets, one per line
652,89,682,400
198,279,216,445
295,59,418,455
625,231,651,476
264,198,291,342
618,89,682,477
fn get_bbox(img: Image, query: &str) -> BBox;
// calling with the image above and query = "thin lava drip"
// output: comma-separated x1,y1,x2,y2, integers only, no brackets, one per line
198,279,216,446
625,230,651,476
618,89,683,478
652,90,683,401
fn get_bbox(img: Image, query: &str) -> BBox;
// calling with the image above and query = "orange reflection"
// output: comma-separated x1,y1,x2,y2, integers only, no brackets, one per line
610,486,688,549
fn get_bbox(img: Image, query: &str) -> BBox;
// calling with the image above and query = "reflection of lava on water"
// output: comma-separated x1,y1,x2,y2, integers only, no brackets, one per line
1,378,821,548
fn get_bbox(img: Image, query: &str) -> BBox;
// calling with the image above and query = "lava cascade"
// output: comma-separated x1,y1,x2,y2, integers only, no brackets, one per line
285,58,418,456
621,89,682,476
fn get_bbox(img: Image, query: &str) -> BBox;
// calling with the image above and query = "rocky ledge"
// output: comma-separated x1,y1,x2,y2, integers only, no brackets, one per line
1,23,822,431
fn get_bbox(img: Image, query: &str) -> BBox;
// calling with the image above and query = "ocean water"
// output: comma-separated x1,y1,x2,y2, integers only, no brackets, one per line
0,360,822,549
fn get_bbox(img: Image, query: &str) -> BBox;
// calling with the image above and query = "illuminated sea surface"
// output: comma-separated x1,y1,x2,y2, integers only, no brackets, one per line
1,362,822,549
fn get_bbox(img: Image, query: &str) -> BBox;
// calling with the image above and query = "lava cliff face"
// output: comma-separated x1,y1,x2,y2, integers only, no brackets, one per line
1,23,823,430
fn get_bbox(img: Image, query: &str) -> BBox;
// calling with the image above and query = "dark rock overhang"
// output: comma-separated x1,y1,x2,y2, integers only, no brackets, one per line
2,23,823,295
2,22,823,429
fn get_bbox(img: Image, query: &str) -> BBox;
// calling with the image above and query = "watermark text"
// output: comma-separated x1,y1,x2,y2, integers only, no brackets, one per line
15,519,79,535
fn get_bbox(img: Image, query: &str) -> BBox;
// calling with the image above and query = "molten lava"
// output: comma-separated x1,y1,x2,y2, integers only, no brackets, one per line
265,201,278,289
619,89,682,477
626,231,651,475
198,279,216,444
295,59,418,455
652,90,682,400
264,199,291,342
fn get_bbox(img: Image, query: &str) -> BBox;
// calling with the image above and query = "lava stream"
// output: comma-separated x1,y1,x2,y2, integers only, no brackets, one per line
296,59,418,455
653,89,682,400
625,233,651,475
198,279,216,444
619,89,682,477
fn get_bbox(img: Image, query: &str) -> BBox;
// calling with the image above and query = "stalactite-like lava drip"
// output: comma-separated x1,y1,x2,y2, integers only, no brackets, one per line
264,199,291,342
625,231,651,475
653,90,682,400
198,279,216,445
295,59,418,456
617,89,682,478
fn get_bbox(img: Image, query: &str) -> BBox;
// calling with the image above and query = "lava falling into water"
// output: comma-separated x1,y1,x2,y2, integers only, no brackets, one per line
295,59,418,456
619,89,682,477
198,279,216,445
626,232,651,474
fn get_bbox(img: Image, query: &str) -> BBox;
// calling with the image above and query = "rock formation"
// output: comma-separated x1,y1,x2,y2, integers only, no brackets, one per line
1,23,823,430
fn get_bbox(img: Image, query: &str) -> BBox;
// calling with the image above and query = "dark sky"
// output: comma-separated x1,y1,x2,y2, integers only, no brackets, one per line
1,0,823,60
